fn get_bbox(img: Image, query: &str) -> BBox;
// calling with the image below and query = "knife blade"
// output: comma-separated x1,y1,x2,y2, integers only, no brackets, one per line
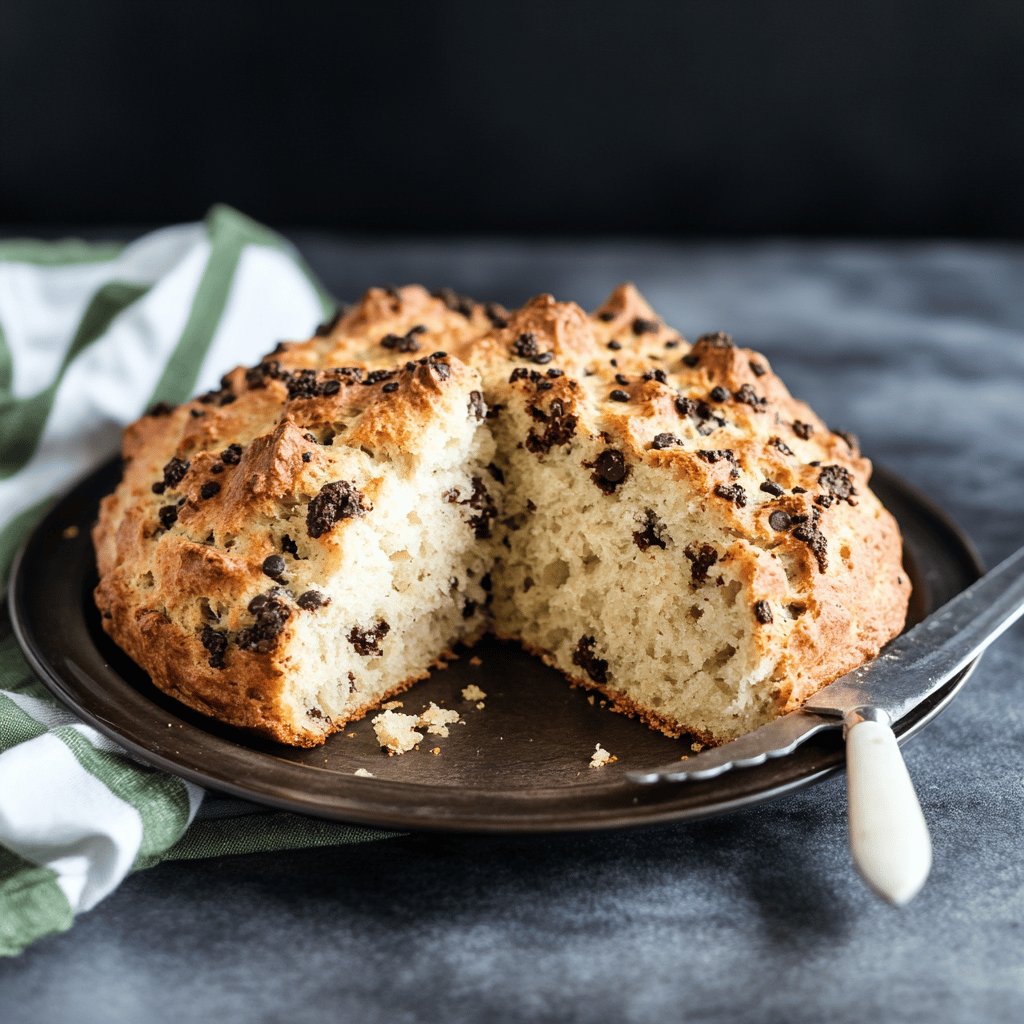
628,541,1024,786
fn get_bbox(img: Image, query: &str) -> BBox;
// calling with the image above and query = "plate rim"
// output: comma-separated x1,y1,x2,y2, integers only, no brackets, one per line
7,460,985,834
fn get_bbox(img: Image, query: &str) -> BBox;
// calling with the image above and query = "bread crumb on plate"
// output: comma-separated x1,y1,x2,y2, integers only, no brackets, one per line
353,768,375,778
372,710,423,755
589,743,618,768
461,684,486,702
418,701,461,737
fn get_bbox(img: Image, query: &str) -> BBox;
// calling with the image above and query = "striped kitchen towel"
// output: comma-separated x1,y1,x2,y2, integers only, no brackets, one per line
0,207,396,958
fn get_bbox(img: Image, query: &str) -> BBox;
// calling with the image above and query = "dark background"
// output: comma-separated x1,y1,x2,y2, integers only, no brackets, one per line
1,0,1022,236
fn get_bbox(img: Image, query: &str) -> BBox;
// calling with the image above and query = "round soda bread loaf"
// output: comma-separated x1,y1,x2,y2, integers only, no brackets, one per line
94,283,911,747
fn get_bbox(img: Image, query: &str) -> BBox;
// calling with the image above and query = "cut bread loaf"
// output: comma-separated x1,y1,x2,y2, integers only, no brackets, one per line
94,283,910,747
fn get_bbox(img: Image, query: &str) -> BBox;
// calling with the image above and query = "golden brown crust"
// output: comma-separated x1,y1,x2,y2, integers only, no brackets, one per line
94,282,910,747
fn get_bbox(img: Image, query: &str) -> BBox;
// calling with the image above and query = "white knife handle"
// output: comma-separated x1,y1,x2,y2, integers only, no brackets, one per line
844,707,932,906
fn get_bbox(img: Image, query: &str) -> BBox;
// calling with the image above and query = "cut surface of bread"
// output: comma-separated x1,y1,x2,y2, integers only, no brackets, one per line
94,284,911,747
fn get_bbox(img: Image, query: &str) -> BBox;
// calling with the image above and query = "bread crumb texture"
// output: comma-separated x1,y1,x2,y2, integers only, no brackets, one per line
94,283,910,749
589,744,618,768
418,701,461,737
371,710,423,755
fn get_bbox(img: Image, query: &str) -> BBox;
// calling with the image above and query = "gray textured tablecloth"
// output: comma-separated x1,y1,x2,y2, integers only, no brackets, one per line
3,238,1022,1024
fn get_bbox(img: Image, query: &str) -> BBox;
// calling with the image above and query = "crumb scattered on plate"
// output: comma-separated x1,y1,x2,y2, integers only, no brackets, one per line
418,702,461,737
430,746,441,756
589,743,618,769
475,701,485,710
61,525,79,539
469,656,483,667
461,684,486,702
353,768,375,778
372,710,423,754
690,741,704,753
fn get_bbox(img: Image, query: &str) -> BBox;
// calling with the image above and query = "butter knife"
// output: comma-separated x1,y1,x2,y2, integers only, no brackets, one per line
628,543,1024,905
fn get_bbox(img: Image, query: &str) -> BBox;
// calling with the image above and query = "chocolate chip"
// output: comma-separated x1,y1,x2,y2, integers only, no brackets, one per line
380,329,422,354
607,340,622,350
709,386,729,403
792,486,807,494
675,396,727,435
572,635,608,683
321,379,341,396
714,483,747,507
769,436,795,456
818,464,857,502
484,302,508,328
220,443,243,465
609,389,630,402
201,626,228,669
697,449,737,466
632,317,659,335
591,449,628,493
633,508,668,551
380,381,398,394
651,433,681,450
161,457,190,490
200,481,221,500
753,600,773,624
792,420,814,440
525,398,577,454
760,480,784,497
302,452,312,462
749,360,766,377
347,619,390,656
262,554,286,579
681,353,699,367
511,333,543,360
297,590,329,611
642,368,667,384
733,384,766,410
462,477,498,539
769,509,793,531
158,505,178,530
596,310,616,323
151,481,166,495
684,542,719,584
432,287,475,318
237,594,291,654
307,480,369,538
793,513,829,572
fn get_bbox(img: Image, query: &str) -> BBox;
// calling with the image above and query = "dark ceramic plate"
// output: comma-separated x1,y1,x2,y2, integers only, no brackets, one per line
9,459,982,833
